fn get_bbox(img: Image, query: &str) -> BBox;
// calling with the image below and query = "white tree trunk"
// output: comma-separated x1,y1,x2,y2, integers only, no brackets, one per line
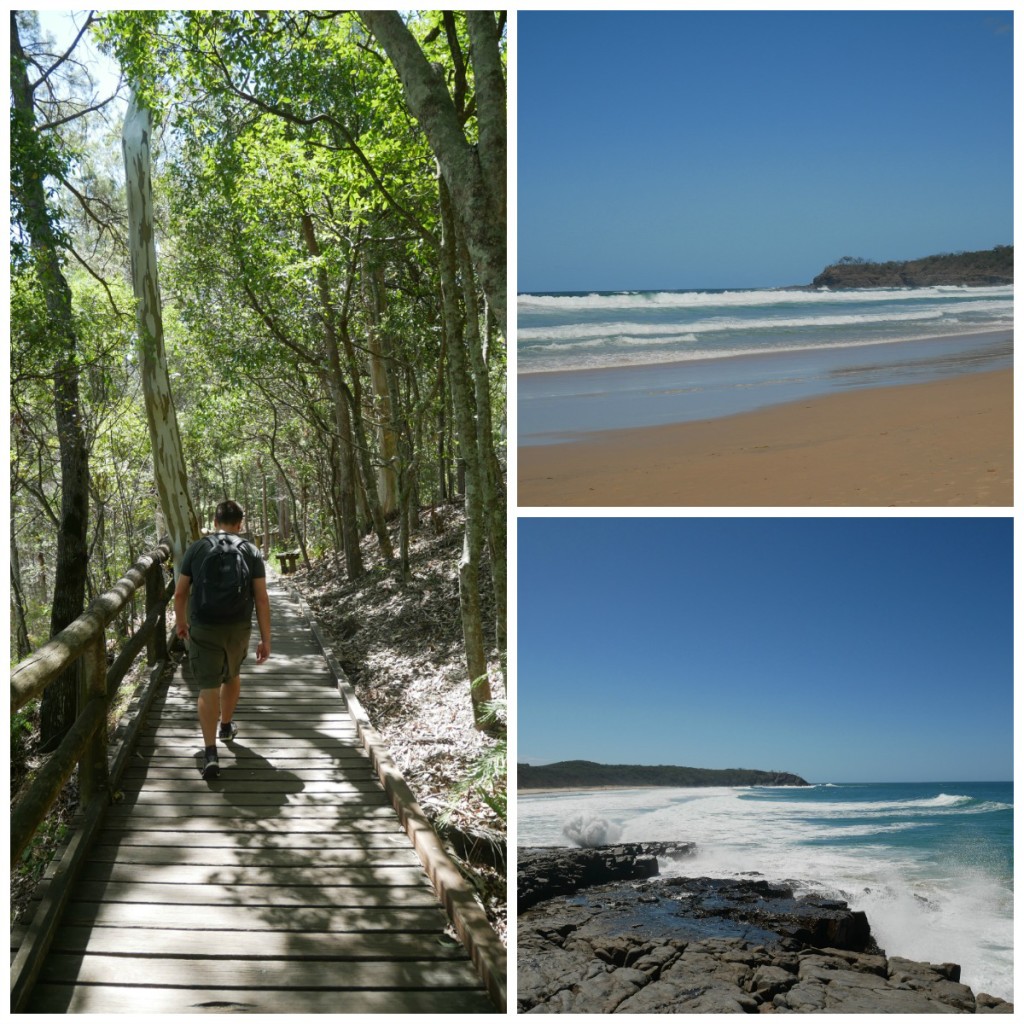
122,93,200,570
365,267,399,516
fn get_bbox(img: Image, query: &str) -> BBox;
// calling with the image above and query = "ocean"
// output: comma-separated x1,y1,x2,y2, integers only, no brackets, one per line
518,782,1014,1002
517,285,1013,443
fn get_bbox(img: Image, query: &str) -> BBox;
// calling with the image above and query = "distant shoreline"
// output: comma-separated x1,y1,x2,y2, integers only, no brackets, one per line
522,786,653,794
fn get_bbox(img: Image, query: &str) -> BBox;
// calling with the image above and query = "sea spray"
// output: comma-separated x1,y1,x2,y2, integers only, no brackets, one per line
563,813,622,848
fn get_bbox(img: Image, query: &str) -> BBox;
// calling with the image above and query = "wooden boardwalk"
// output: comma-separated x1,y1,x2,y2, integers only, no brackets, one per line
16,578,498,1013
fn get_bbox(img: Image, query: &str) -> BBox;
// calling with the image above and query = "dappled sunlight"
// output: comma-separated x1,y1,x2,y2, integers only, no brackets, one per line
28,578,495,1012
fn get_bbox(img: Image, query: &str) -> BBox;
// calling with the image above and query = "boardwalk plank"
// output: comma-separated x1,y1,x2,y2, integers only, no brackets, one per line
115,789,392,808
87,843,423,868
94,828,411,848
78,861,432,888
103,803,397,820
37,955,488,992
139,724,361,737
127,755,373,769
49,926,469,960
52,900,450,932
65,880,445,907
120,778,383,794
32,980,493,1014
99,811,402,829
122,766,377,781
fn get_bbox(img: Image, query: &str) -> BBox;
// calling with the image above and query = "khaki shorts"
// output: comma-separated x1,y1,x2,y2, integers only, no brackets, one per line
188,621,252,690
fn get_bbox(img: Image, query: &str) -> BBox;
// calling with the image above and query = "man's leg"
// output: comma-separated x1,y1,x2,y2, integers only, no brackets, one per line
198,687,220,747
220,676,241,727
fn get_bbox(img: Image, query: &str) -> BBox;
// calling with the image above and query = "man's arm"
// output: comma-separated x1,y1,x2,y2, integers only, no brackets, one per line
253,576,271,664
173,573,191,640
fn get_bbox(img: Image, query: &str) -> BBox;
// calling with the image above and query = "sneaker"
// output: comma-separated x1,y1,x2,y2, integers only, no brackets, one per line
202,748,220,779
219,721,238,741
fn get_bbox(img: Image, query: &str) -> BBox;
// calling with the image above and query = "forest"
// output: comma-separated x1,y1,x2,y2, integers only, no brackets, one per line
10,10,506,935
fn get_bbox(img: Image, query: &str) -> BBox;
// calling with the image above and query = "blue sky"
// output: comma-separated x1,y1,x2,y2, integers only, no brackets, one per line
517,518,1012,783
32,11,124,99
518,10,1013,291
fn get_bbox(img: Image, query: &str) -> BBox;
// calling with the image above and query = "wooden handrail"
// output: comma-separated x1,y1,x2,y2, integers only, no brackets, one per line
11,543,171,714
10,542,172,862
10,541,177,1011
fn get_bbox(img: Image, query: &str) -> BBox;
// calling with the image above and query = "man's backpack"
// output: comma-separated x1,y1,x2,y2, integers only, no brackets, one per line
192,534,253,624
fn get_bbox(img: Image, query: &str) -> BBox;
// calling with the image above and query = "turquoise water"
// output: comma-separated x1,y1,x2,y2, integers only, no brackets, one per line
519,781,1013,1001
517,285,1013,442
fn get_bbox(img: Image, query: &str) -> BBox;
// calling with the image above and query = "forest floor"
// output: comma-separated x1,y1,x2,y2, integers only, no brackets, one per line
11,502,507,948
284,502,507,945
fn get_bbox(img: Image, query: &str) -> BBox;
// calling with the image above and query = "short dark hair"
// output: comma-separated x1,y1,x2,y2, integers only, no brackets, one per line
214,499,244,526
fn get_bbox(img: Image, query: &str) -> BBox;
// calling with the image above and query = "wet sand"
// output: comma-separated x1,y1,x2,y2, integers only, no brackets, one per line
517,368,1012,507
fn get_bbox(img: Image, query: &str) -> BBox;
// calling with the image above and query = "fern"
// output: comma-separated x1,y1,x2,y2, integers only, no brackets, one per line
442,697,506,825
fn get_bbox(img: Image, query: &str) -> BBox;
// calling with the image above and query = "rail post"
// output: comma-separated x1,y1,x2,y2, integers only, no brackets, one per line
76,632,109,806
146,559,168,665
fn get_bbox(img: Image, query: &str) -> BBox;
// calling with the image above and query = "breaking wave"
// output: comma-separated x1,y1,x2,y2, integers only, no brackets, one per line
518,285,1013,314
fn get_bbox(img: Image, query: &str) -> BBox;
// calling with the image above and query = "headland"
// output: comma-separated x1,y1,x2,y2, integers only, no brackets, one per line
519,761,809,790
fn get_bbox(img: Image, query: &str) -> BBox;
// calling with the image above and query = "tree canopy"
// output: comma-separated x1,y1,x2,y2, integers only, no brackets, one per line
10,10,507,734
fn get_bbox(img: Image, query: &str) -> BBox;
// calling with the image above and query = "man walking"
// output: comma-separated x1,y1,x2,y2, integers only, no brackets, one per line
174,500,271,779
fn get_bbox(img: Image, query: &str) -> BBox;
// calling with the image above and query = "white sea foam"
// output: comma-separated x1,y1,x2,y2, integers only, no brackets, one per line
518,285,1013,314
518,321,711,342
525,333,700,352
517,327,1012,374
519,301,1011,343
930,793,972,807
519,308,956,346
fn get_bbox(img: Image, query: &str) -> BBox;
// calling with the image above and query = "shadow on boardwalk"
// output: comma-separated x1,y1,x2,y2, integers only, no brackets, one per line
17,581,498,1013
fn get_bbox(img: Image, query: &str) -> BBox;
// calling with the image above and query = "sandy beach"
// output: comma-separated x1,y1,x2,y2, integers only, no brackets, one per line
518,368,1012,507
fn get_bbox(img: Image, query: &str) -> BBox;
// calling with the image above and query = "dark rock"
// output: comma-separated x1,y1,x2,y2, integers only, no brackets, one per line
518,842,694,912
977,992,1015,1013
665,876,875,953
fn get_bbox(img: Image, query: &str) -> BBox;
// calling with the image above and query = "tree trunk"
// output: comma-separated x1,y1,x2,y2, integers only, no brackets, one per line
466,11,507,234
277,482,290,544
300,214,364,579
339,315,395,563
383,329,415,580
261,469,270,555
11,520,31,659
458,234,507,654
438,173,491,727
364,263,399,516
360,11,506,339
122,93,201,569
11,16,91,748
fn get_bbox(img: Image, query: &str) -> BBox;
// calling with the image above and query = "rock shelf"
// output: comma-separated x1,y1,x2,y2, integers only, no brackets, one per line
518,844,1013,1014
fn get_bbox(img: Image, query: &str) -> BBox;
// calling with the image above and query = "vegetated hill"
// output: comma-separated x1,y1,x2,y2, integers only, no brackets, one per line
811,245,1012,288
518,760,809,789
